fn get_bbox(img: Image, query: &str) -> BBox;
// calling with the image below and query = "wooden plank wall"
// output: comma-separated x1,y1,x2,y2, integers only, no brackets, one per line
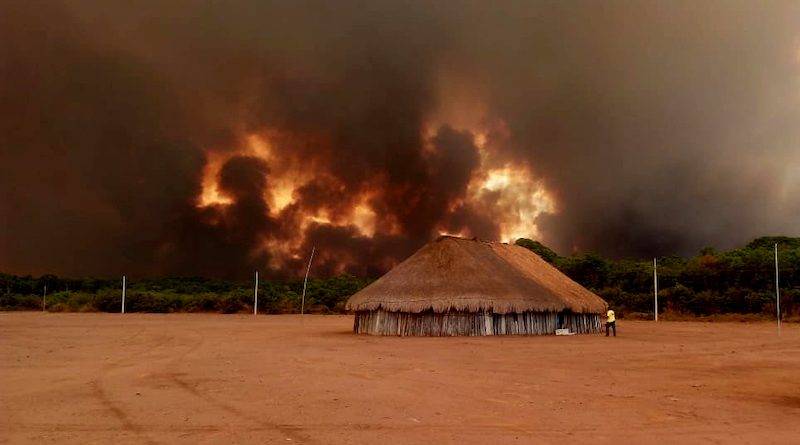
353,309,602,336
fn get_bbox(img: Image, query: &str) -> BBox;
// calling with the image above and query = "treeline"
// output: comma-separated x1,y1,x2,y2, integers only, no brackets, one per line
0,275,371,314
2,236,798,318
516,236,799,319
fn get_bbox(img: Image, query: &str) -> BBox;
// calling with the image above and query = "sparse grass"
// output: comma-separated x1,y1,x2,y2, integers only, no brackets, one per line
616,309,799,323
622,310,794,323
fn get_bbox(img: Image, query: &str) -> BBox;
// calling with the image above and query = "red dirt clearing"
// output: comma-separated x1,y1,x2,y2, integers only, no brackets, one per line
2,313,799,444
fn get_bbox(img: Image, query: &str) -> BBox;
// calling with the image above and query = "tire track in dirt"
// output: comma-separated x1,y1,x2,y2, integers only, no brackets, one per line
166,370,320,444
0,422,567,433
143,326,321,444
88,324,177,445
89,379,158,445
11,420,764,436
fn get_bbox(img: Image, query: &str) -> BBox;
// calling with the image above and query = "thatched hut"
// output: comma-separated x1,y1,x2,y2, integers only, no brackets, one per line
346,236,607,336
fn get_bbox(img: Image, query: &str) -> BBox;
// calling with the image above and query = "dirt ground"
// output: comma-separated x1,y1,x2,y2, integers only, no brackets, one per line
1,314,799,444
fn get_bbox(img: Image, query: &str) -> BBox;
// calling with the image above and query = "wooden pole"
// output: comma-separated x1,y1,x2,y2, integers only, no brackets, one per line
121,275,126,314
775,243,781,336
654,258,658,321
42,285,47,312
301,246,315,315
254,271,259,315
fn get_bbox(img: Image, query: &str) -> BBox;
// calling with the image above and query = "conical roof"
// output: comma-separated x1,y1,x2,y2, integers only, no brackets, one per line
346,236,607,314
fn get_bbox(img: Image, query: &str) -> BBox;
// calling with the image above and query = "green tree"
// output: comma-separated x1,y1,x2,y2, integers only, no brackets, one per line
514,238,559,263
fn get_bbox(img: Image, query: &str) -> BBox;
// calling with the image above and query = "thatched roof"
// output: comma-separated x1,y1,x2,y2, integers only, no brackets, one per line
346,236,607,314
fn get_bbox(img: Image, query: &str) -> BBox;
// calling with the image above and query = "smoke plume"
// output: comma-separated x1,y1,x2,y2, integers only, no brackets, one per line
2,1,799,278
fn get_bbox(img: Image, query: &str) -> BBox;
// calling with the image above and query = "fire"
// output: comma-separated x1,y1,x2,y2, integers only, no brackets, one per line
309,214,332,225
195,87,558,274
197,133,306,211
198,151,233,207
469,165,555,241
197,132,379,239
438,229,470,238
482,170,511,191
197,134,277,208
426,84,557,243
271,184,295,211
351,202,377,237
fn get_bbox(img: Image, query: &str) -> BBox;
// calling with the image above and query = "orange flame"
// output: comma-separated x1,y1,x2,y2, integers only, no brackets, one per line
426,81,557,243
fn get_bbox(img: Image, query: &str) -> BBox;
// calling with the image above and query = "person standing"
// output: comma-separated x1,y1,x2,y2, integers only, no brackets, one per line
605,308,616,337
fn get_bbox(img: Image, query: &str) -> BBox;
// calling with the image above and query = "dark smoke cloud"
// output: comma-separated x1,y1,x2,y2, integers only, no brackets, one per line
456,1,800,256
161,156,276,278
1,1,799,278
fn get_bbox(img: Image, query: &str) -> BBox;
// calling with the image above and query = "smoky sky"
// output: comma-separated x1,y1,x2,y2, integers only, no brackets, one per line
1,0,799,278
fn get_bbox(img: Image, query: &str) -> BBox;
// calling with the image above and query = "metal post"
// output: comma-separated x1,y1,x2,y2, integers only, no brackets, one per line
254,271,259,316
775,243,781,336
121,275,126,314
654,258,658,321
301,246,315,315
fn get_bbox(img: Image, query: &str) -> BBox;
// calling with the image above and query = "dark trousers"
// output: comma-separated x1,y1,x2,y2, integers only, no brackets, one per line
606,321,616,337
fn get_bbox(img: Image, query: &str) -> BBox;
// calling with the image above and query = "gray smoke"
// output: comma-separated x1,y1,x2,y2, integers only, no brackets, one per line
1,0,799,278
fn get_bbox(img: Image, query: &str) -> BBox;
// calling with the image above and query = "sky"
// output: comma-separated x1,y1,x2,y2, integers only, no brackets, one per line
1,0,799,278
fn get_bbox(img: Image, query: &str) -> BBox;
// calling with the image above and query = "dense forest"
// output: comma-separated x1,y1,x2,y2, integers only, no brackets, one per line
517,236,798,320
0,274,371,315
1,236,797,319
